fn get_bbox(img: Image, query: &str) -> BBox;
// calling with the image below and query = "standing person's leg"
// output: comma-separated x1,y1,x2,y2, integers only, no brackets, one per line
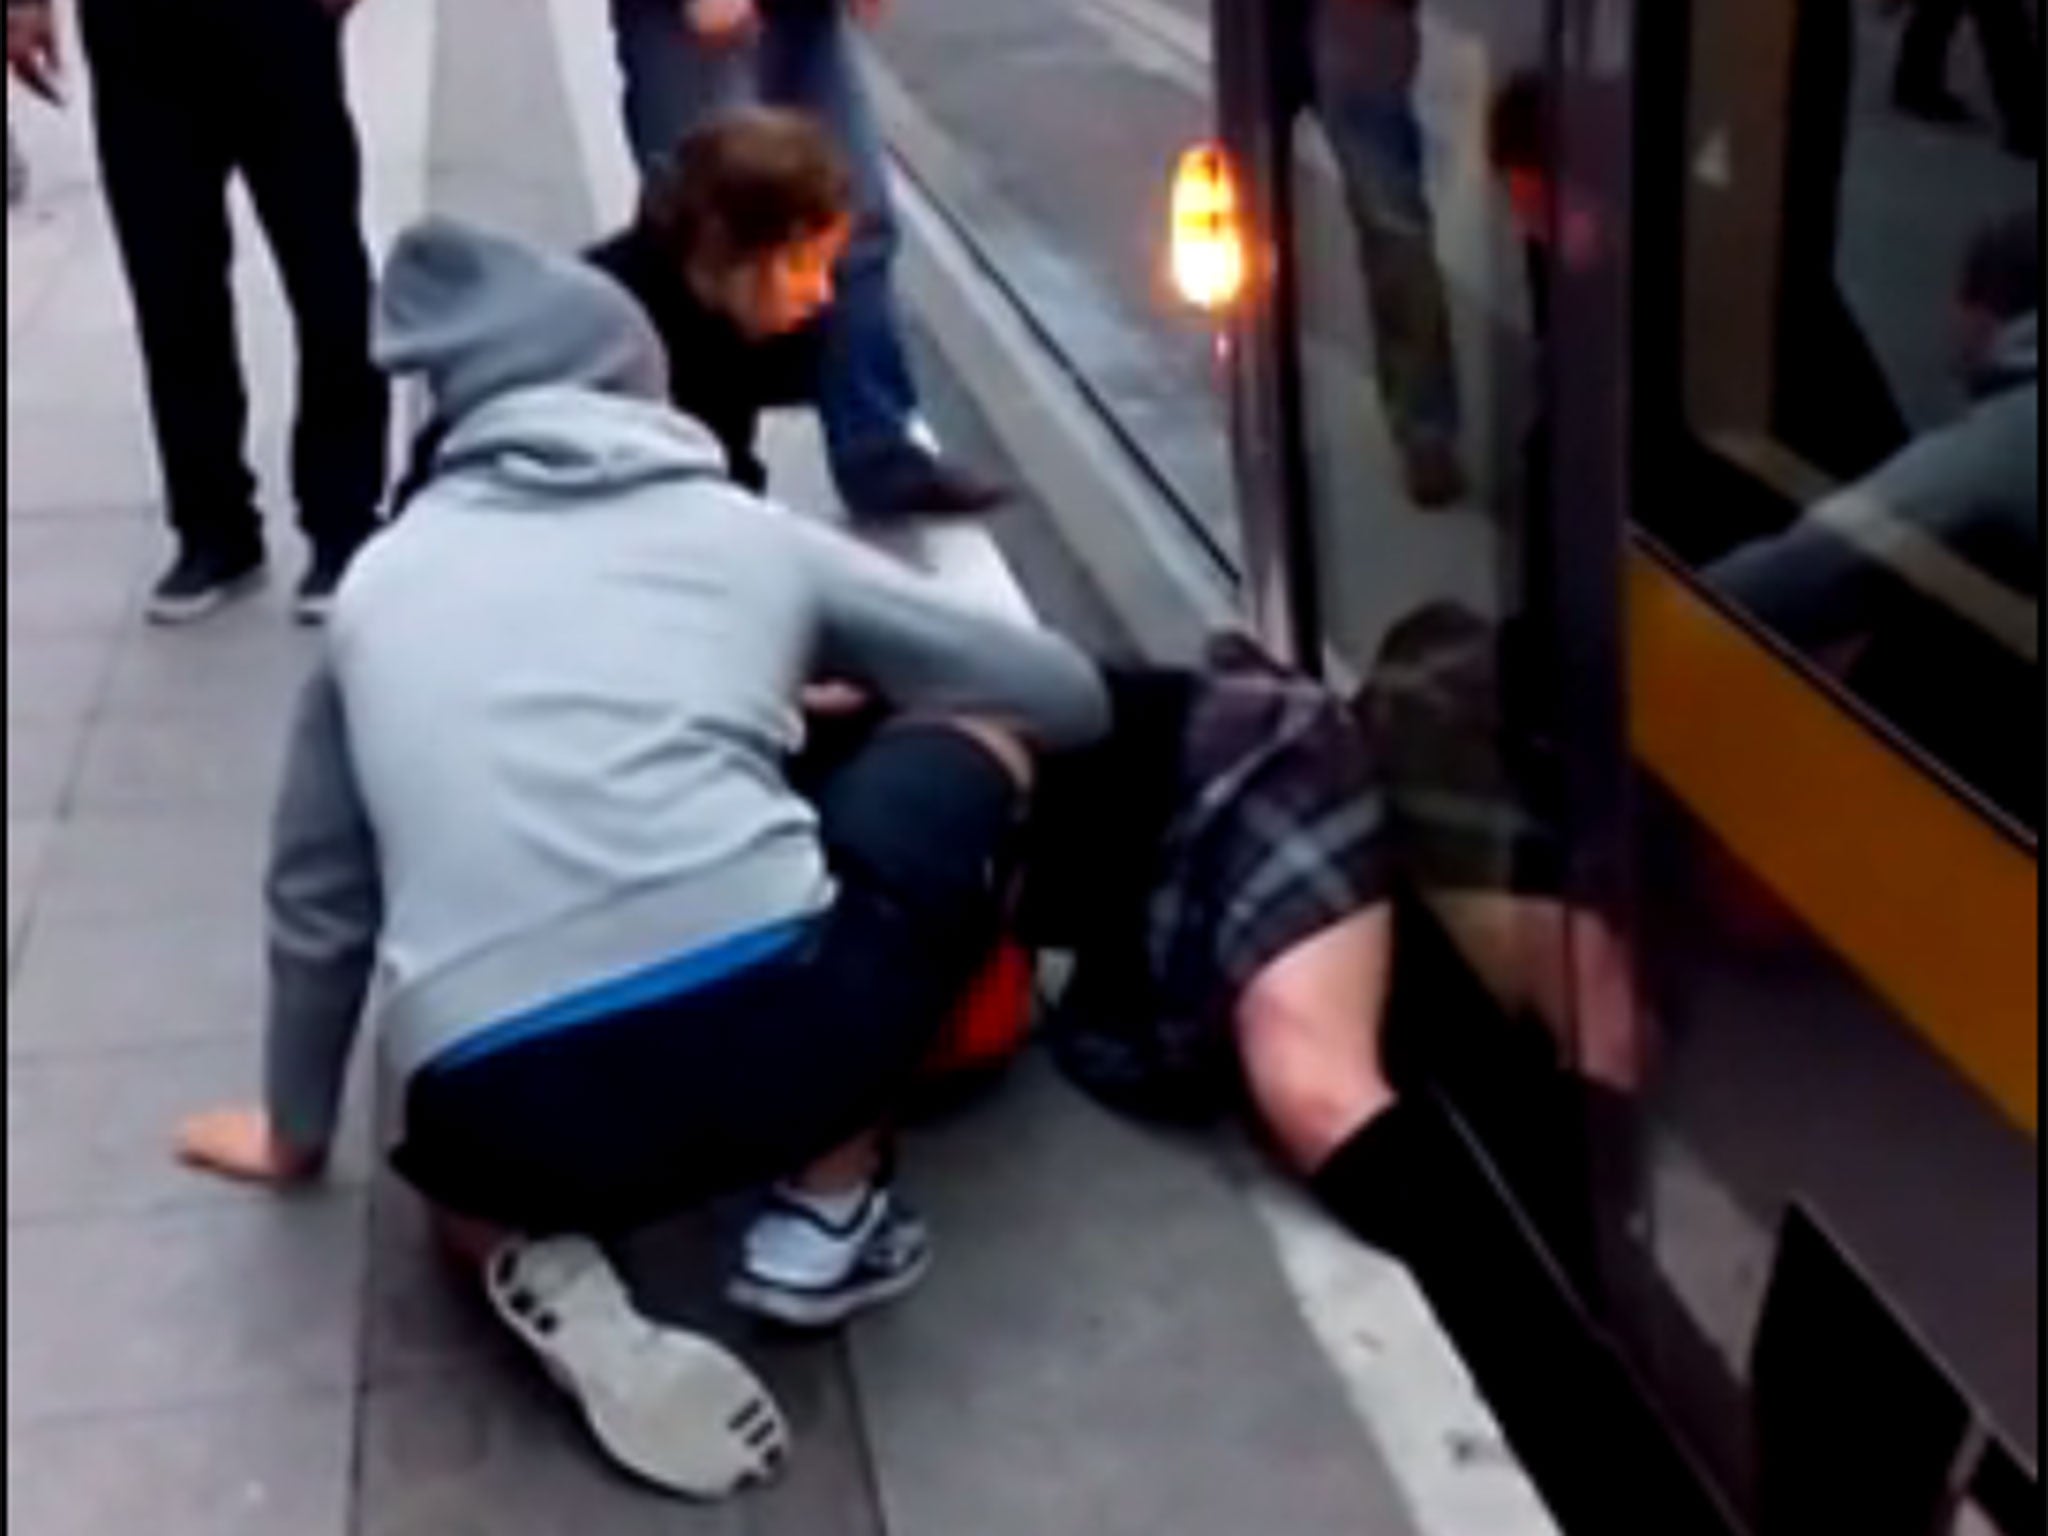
608,0,754,177
1963,0,2042,155
1307,0,1465,508
1892,0,1968,119
756,4,1004,519
229,0,388,616
756,7,910,470
78,0,264,618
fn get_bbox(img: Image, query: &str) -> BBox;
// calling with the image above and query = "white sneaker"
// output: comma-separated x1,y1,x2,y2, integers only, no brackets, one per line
485,1234,789,1498
726,1183,933,1329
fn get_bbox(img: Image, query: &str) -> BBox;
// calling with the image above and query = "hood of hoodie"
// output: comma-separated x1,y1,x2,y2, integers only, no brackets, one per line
428,385,732,500
374,217,729,499
375,217,672,427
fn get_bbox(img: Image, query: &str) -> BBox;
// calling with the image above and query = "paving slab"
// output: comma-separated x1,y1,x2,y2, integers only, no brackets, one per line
6,816,57,962
4,516,155,638
6,633,118,730
7,1042,374,1222
27,814,270,926
96,615,320,721
69,710,293,817
7,907,268,1057
5,200,90,335
7,722,81,821
7,1394,355,1536
427,0,596,247
5,397,158,519
850,1054,1419,1536
356,1176,502,1388
4,322,150,418
7,1196,366,1424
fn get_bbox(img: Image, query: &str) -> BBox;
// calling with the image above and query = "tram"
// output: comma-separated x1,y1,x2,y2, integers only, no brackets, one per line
1171,0,2040,1529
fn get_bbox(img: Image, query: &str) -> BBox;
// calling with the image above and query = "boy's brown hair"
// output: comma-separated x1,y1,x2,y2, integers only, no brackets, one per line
639,107,854,288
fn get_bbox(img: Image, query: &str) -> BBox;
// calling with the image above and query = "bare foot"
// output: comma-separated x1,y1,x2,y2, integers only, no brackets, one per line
176,1105,324,1187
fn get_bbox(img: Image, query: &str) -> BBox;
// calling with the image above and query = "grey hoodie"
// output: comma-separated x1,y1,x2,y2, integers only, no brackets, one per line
1708,313,2039,652
264,221,1108,1150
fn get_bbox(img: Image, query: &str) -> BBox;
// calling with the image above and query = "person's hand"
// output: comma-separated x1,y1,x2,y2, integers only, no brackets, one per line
847,0,891,27
687,0,759,46
6,1,62,106
801,681,872,715
176,1106,325,1187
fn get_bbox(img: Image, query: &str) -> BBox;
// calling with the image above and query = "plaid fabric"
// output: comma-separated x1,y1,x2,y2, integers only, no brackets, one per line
1355,602,1568,897
1046,636,1391,1122
1148,634,1392,1008
1046,615,1566,1125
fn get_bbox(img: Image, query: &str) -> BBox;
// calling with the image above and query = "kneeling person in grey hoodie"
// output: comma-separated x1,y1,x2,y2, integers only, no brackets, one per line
173,219,1108,1498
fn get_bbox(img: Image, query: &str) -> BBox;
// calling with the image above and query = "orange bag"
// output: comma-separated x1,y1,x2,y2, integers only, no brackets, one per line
921,939,1035,1079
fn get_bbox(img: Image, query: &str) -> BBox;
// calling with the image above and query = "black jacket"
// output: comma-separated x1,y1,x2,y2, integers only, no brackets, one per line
390,223,822,509
584,225,822,494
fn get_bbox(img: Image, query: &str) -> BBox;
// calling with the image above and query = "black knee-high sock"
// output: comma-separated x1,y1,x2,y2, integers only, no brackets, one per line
1309,1091,1590,1326
1309,1094,1700,1536
1306,1099,1426,1258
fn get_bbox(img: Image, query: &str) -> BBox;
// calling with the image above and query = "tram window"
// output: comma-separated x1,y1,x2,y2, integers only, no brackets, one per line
1284,0,1652,1268
1286,0,1541,673
1642,0,2040,833
1283,0,1627,989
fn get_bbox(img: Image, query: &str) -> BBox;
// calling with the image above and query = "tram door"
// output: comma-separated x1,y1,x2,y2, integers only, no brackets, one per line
1210,0,1680,1527
1625,0,2039,1529
1205,0,2039,1529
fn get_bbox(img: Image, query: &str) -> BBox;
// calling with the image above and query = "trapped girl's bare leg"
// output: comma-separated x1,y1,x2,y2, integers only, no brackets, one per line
1234,904,1399,1173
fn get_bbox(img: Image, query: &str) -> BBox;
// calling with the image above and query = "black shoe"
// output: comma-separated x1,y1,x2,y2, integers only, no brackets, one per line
145,544,266,626
293,538,368,626
839,448,1009,523
1892,84,1974,126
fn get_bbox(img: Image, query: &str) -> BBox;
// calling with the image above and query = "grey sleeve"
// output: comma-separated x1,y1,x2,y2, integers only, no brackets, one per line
1707,394,2039,650
263,663,383,1154
790,518,1111,750
1706,512,1877,649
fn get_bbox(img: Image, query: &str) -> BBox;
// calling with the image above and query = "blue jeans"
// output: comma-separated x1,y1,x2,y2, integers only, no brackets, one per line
609,0,922,490
1306,0,1461,460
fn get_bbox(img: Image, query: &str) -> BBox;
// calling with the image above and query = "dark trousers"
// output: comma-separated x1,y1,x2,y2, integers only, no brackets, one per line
1302,0,1462,461
394,726,1019,1236
78,0,387,558
1894,0,2043,141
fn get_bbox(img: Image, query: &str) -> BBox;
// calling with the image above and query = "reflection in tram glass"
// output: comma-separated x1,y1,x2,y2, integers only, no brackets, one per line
1652,0,2039,832
1255,0,2039,1526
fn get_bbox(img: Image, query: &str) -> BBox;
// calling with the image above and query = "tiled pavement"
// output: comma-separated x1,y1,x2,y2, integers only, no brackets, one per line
6,1,1544,1531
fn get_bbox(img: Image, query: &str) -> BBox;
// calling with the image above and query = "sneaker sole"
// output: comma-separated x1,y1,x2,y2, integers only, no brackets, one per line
145,568,266,626
487,1236,790,1498
725,1240,934,1330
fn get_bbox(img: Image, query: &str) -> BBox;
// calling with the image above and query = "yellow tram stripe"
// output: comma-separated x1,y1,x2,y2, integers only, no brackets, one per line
1627,547,2039,1134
